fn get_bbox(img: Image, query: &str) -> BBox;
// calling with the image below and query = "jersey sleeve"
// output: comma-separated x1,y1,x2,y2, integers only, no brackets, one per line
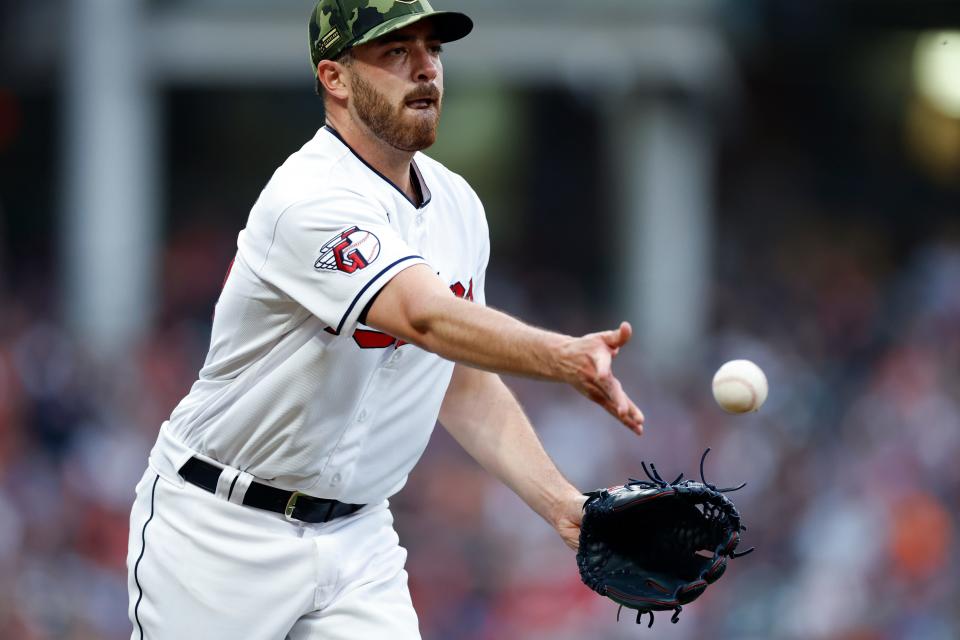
471,192,490,308
256,191,427,335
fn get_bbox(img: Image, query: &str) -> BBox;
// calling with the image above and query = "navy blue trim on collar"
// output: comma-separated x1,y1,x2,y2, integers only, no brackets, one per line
335,255,424,335
323,125,432,210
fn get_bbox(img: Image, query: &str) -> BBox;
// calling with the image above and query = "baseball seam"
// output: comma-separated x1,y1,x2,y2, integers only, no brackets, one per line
715,376,758,411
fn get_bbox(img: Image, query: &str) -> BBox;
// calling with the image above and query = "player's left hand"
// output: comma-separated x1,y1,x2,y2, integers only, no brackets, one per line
553,493,588,551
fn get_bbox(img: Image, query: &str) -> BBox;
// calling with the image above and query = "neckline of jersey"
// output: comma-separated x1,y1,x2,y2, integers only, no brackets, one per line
323,125,433,210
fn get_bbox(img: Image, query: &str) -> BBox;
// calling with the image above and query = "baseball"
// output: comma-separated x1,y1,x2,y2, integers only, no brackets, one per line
712,359,768,414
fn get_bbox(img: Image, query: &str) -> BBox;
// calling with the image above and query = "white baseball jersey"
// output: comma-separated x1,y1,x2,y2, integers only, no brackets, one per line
156,125,489,505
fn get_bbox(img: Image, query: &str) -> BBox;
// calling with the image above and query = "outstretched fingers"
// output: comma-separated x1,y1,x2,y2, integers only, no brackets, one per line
608,381,644,435
568,321,644,434
602,321,633,350
585,371,644,435
601,323,643,433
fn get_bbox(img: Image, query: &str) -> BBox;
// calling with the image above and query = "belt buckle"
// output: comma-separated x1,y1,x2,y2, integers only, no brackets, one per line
284,491,305,520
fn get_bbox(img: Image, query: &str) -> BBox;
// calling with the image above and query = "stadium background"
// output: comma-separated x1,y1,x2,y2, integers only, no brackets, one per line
1,0,960,637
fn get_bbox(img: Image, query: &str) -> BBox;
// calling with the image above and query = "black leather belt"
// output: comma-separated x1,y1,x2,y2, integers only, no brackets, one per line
178,457,364,523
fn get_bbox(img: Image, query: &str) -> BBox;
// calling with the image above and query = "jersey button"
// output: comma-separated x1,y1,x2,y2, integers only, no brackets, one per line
331,473,341,486
357,409,368,422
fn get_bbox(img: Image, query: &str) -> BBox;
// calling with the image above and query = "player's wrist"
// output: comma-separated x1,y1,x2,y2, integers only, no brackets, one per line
542,334,581,384
544,486,587,529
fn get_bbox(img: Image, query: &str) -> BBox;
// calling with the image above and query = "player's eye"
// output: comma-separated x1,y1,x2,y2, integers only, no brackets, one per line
430,44,444,55
388,47,406,56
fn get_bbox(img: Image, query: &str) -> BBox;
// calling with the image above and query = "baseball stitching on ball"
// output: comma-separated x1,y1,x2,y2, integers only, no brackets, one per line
717,375,758,409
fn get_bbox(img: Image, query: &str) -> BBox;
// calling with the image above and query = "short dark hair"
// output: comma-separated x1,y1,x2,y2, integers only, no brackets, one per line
315,49,354,96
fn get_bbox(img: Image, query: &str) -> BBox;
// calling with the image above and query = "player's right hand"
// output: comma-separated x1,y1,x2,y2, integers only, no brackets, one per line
559,321,644,435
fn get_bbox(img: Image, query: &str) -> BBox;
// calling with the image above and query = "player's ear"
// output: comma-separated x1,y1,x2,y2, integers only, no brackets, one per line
317,60,350,100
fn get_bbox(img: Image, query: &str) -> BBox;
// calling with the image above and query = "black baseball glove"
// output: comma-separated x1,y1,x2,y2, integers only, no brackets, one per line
576,449,753,627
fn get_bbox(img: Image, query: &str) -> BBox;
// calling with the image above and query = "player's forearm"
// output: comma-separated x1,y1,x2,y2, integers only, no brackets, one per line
405,295,574,380
365,265,573,381
367,265,644,432
439,366,581,526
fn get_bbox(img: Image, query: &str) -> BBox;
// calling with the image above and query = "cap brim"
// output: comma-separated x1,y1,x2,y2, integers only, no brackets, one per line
352,12,473,49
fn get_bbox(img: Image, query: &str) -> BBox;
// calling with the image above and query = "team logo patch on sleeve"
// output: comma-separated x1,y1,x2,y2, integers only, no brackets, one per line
315,226,381,274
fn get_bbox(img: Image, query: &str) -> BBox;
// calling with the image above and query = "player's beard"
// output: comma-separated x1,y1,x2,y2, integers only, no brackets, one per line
350,73,441,152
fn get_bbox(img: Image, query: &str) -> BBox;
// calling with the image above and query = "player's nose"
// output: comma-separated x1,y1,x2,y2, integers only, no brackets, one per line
411,45,440,83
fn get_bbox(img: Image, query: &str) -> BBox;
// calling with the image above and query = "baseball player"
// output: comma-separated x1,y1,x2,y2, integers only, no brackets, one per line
126,1,644,638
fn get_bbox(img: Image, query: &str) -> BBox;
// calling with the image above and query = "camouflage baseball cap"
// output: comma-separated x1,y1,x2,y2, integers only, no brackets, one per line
309,0,473,71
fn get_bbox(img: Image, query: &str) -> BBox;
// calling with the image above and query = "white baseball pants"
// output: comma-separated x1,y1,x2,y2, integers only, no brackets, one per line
126,468,421,639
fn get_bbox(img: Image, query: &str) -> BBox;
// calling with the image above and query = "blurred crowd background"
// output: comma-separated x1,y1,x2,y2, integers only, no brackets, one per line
2,0,960,638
